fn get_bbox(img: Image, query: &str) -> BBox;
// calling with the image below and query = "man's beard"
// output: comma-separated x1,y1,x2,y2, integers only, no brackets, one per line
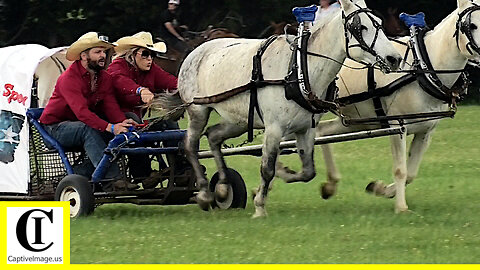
87,57,105,72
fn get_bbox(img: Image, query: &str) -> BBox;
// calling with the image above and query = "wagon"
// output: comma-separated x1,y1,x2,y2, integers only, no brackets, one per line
0,44,249,218
24,107,248,218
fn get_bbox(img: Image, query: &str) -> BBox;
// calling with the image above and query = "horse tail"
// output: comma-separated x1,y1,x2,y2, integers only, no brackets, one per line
145,93,191,121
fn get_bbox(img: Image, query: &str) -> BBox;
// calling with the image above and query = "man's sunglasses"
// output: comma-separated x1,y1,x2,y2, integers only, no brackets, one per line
138,50,155,59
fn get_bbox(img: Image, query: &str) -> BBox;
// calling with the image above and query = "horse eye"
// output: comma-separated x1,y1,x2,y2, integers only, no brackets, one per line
470,23,478,30
361,25,368,31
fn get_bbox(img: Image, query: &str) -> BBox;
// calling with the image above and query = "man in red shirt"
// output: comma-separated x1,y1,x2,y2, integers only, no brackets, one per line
40,32,137,188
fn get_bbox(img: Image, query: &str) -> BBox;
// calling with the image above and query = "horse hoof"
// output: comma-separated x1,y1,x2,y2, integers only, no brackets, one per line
215,183,229,201
320,182,336,200
252,209,267,219
395,206,409,214
196,190,213,211
365,180,386,196
365,181,376,193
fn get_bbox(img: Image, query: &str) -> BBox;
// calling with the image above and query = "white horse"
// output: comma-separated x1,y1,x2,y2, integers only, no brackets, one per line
313,0,480,213
35,49,71,107
177,0,402,217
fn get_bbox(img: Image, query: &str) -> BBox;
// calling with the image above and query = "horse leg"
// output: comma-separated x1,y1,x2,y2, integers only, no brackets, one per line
372,130,433,198
206,123,247,200
253,125,282,218
280,128,316,183
384,132,408,213
380,131,431,195
319,144,341,199
317,118,353,199
185,106,212,210
406,131,432,184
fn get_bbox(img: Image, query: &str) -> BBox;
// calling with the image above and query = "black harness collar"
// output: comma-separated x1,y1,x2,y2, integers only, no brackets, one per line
339,23,470,110
413,27,469,104
284,31,338,116
282,7,389,116
193,7,390,140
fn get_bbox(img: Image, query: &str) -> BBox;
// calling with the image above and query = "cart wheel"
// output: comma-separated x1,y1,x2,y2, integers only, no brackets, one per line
209,168,247,209
54,175,95,218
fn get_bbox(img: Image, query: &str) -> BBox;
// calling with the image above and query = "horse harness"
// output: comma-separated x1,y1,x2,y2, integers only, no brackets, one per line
339,21,471,127
192,33,338,142
192,7,391,141
455,3,480,56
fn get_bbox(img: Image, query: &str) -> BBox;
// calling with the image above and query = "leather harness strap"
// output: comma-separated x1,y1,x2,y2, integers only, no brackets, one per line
193,33,338,142
248,35,278,141
338,26,470,120
367,67,389,128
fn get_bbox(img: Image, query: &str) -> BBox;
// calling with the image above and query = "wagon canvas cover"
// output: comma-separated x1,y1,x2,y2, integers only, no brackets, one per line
0,44,66,193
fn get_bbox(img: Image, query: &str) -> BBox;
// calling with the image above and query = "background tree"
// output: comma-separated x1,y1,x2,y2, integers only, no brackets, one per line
0,0,459,46
0,0,477,102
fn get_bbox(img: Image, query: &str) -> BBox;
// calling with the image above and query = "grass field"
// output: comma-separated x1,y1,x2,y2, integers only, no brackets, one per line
71,106,480,264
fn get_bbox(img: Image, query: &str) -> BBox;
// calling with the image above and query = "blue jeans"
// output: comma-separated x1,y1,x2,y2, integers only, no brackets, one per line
44,121,120,179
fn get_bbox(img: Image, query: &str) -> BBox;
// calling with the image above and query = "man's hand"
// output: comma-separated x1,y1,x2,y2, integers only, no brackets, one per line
107,122,133,135
140,87,154,104
123,118,138,125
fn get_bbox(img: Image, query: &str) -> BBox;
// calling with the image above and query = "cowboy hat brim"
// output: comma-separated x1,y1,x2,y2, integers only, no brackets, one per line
66,40,115,61
114,37,167,54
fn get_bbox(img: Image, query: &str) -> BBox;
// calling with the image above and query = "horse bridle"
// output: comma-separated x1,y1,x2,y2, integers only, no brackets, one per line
455,3,480,56
343,7,389,71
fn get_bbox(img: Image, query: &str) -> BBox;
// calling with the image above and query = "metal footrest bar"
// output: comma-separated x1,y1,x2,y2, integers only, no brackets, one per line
342,110,455,126
197,126,405,158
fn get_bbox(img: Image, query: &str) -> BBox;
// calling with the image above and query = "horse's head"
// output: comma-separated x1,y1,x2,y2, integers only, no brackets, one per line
455,0,480,61
339,0,402,72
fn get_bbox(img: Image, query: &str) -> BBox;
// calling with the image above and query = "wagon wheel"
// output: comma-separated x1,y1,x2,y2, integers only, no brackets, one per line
54,174,95,218
209,168,247,209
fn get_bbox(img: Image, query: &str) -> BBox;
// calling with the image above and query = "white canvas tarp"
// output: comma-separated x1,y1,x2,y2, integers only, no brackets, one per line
0,44,69,193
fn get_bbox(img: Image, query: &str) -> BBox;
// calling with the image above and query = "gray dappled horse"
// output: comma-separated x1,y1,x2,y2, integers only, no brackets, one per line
176,0,401,217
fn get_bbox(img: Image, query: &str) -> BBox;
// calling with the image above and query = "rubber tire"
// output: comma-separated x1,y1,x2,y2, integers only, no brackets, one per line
209,168,247,209
54,174,95,218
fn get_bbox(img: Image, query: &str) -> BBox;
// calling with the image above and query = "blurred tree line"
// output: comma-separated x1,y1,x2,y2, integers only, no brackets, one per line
0,0,478,102
0,0,459,47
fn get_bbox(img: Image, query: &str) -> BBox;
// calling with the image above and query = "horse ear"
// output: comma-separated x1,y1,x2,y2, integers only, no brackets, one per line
457,0,471,10
352,0,367,8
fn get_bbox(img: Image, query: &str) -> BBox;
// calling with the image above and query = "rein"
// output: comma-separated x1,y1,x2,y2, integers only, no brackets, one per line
340,13,473,103
188,6,400,140
334,10,478,127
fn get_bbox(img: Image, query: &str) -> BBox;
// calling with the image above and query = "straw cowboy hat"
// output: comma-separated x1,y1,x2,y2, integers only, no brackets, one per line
66,32,115,61
114,32,167,54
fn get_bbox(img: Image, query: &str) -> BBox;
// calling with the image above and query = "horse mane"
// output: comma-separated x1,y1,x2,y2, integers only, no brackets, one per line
310,9,342,40
431,8,458,33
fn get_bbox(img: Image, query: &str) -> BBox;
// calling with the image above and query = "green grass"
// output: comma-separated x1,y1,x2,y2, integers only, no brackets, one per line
71,106,480,264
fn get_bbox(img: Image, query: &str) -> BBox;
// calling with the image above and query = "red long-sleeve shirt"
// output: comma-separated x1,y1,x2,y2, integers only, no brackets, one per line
39,61,126,131
107,58,177,117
